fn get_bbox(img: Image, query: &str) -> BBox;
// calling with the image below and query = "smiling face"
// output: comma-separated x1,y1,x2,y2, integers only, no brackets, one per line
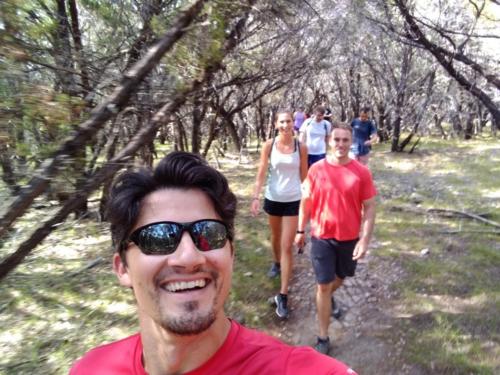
275,112,293,134
114,188,233,335
329,127,352,162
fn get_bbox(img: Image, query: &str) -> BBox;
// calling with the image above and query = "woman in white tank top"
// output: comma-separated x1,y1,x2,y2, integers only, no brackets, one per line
250,110,308,320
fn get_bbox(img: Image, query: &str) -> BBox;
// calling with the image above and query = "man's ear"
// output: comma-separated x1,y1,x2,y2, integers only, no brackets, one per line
113,253,132,287
229,242,235,257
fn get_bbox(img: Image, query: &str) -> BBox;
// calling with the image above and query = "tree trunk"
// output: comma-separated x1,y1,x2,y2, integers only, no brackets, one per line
191,96,204,154
464,103,475,140
390,46,412,152
0,0,208,239
348,67,360,118
98,126,120,220
174,116,187,152
376,103,388,142
434,114,447,138
391,116,402,152
256,98,266,142
224,116,241,152
68,0,91,96
332,73,346,122
451,105,463,137
395,0,500,131
398,70,435,151
0,144,20,194
0,0,257,280
54,0,77,95
201,116,219,158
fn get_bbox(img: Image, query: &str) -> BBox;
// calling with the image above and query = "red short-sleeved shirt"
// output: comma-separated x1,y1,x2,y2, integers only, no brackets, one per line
70,320,357,374
303,159,377,240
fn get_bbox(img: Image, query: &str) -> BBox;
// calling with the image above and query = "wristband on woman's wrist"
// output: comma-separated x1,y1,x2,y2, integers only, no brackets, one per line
296,230,305,234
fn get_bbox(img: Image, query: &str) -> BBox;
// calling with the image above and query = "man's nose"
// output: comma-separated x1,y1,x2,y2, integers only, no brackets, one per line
168,232,206,269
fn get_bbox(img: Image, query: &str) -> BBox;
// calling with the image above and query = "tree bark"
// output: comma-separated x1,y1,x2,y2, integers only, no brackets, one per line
191,95,206,154
0,0,257,280
464,102,475,140
398,70,435,151
0,0,208,240
68,0,91,96
395,0,500,130
0,144,20,194
391,47,412,152
54,0,77,96
201,116,219,158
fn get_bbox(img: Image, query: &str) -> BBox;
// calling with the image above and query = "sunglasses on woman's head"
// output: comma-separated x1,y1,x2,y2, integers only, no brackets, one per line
127,219,229,255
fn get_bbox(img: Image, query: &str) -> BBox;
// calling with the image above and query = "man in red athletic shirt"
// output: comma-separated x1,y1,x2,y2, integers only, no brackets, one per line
70,151,357,374
295,123,377,355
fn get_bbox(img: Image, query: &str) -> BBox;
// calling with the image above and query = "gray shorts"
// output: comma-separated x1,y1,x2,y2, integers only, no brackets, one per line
310,237,358,284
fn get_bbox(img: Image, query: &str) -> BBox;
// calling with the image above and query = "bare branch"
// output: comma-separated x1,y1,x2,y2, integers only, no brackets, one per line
0,0,259,281
0,0,208,239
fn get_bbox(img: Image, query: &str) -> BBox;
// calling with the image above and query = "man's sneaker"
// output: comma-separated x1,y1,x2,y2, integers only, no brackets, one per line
267,262,280,278
314,336,331,355
331,296,343,320
274,294,289,319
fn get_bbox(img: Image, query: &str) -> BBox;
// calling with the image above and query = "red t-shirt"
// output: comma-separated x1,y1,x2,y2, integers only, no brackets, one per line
303,159,377,240
70,320,357,374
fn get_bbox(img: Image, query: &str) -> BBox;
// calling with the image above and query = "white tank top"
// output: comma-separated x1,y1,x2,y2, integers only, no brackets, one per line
264,139,302,202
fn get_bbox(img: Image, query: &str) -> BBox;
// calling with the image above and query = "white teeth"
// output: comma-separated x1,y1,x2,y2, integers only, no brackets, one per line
165,279,206,292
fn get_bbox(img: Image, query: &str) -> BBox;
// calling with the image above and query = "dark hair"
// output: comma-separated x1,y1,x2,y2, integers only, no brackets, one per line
276,109,293,118
360,106,371,113
107,151,237,257
332,122,353,134
314,105,326,115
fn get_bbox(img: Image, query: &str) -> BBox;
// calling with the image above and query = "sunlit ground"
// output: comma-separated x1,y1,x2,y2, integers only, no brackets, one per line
0,135,499,374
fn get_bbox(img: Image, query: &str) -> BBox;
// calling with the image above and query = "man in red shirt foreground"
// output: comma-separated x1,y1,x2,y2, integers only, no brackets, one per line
70,151,357,374
295,123,377,355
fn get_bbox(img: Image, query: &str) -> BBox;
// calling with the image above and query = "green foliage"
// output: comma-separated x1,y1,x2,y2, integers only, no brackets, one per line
80,0,141,27
402,311,497,374
1,136,499,374
372,137,500,374
222,155,278,327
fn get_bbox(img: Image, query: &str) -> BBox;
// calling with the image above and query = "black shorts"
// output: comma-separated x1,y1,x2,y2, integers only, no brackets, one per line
263,198,300,216
307,154,326,168
310,237,358,284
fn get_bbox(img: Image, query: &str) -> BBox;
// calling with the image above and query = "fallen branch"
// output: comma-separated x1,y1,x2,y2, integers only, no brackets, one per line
427,208,500,228
439,229,500,236
389,205,500,229
69,257,105,276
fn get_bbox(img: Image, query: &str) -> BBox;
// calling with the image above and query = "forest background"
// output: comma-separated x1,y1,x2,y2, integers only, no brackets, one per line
0,0,498,374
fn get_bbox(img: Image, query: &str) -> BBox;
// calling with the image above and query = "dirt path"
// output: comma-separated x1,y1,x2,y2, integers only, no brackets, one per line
259,144,500,374
265,240,426,375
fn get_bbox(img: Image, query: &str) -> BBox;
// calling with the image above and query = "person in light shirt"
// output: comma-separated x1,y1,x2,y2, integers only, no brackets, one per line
251,110,308,319
299,105,332,167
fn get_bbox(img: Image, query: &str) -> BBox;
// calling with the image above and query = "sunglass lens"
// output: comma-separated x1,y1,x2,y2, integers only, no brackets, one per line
191,220,228,251
135,223,180,255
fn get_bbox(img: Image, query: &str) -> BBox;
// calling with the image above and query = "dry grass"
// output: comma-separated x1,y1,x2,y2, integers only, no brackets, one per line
0,136,499,374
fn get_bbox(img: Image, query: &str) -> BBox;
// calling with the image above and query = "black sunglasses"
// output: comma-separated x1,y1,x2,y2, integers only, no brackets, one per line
127,219,230,255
